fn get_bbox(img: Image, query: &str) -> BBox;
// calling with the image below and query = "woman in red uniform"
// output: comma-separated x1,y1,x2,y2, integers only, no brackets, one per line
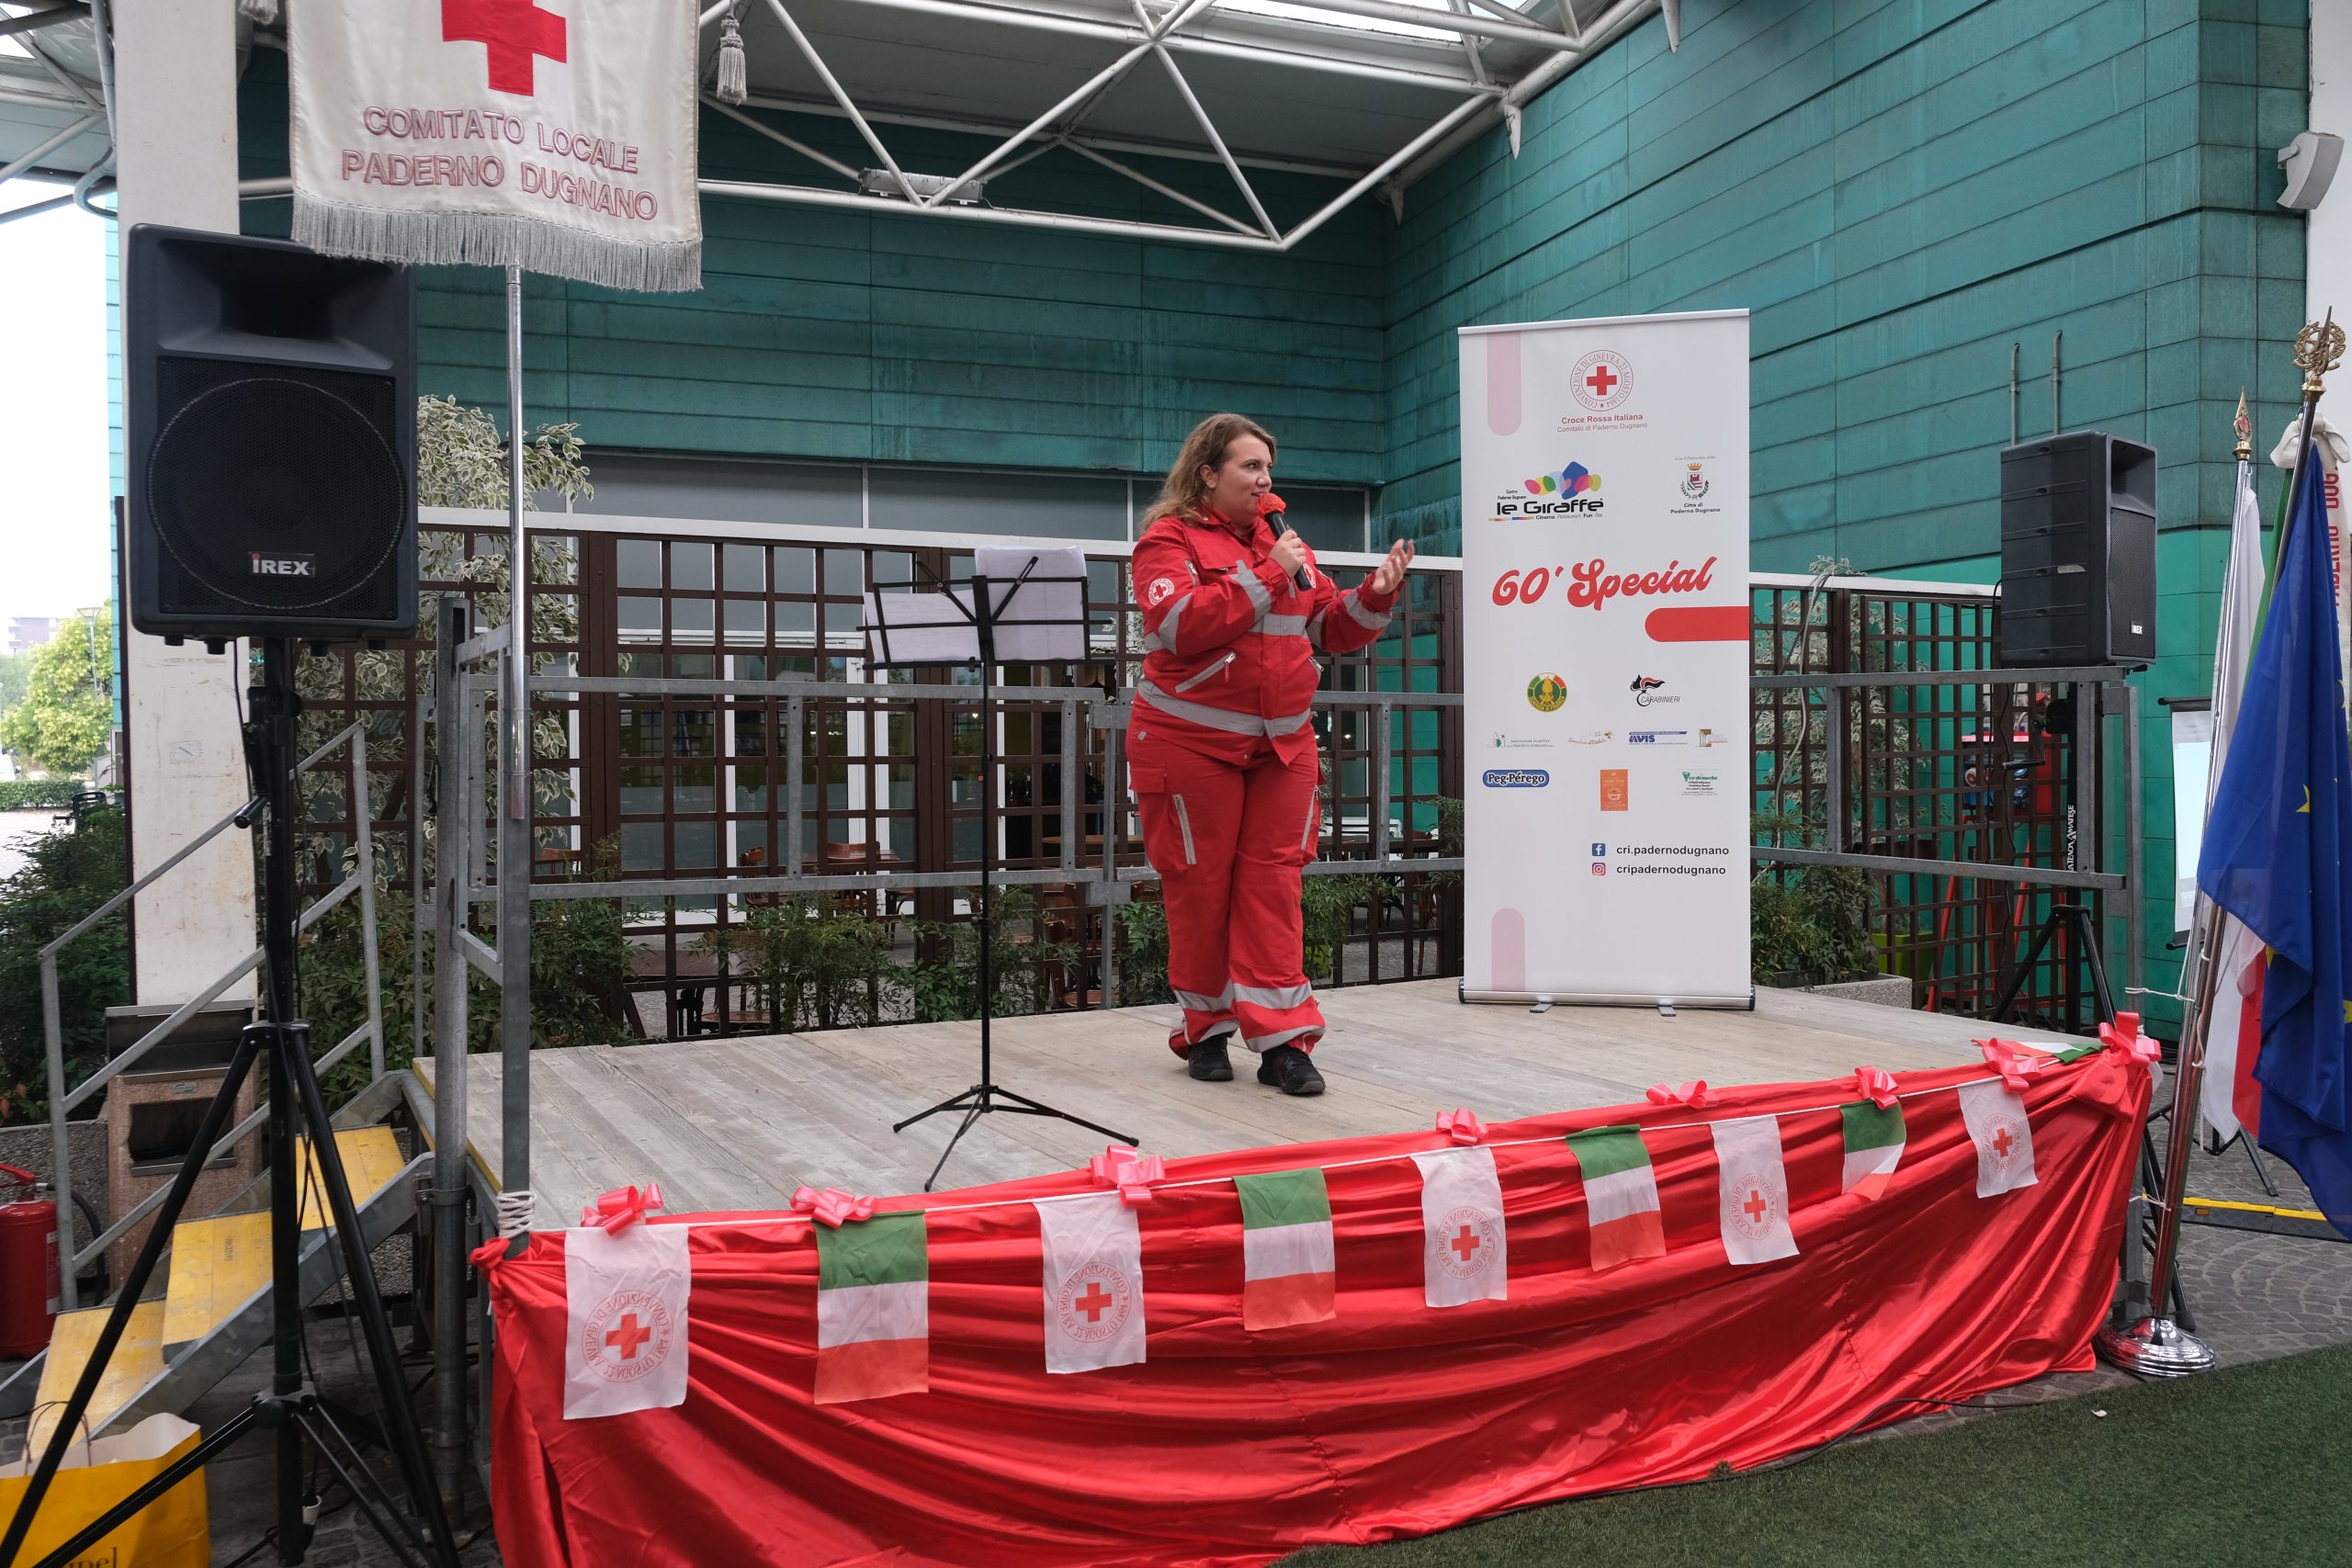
1128,413,1415,1095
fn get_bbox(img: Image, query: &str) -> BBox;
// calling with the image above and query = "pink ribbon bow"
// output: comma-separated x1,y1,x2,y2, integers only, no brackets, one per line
790,1186,878,1228
1435,1108,1487,1144
1090,1145,1165,1205
2099,1010,2161,1066
1645,1080,1719,1110
1851,1066,1900,1110
579,1182,663,1233
1975,1038,2047,1092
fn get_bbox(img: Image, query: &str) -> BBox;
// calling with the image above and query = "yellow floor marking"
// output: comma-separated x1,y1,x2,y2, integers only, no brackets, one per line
31,1300,166,1451
2184,1195,2329,1222
160,1211,272,1351
296,1128,407,1229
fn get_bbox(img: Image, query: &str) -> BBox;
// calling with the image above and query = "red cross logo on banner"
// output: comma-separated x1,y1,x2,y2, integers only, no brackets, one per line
1074,1282,1114,1323
1449,1224,1483,1264
443,0,569,96
1992,1126,2014,1160
1585,364,1619,399
1743,1190,1770,1225
605,1312,652,1360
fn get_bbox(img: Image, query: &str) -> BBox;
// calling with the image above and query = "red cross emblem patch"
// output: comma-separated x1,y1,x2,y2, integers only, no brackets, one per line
442,0,569,96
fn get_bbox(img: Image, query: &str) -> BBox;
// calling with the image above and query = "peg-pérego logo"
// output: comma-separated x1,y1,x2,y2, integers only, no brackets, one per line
249,553,318,578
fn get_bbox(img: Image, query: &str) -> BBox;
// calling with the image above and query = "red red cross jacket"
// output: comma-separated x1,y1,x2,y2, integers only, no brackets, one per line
1129,495,1398,763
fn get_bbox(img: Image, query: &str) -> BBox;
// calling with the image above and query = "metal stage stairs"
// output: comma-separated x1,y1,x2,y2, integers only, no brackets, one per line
0,1081,424,1449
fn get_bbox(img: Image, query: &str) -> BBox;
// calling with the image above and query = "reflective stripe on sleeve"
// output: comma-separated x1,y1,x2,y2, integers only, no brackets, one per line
1342,590,1391,632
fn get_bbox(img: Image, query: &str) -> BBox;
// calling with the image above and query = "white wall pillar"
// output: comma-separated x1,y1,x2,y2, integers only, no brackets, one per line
2309,2,2349,329
113,1,254,1002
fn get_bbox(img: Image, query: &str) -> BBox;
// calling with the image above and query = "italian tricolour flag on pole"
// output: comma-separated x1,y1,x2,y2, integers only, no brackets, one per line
1563,1125,1665,1271
1839,1100,1906,1201
1235,1168,1337,1329
813,1213,928,1404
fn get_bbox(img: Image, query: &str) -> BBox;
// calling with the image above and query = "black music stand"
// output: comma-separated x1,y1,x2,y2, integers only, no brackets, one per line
865,551,1135,1190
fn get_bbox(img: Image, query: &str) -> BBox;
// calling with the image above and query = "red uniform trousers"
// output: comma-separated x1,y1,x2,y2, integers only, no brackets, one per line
1129,733,1326,1058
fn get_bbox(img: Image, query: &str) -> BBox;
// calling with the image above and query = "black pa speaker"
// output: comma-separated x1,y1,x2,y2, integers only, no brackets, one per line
127,225,416,643
1997,431,2156,670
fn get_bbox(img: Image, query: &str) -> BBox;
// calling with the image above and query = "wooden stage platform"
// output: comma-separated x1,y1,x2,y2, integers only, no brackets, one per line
416,981,2058,1219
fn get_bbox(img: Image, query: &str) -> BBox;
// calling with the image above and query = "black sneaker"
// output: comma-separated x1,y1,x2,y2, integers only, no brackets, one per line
1257,1043,1325,1096
1187,1036,1235,1081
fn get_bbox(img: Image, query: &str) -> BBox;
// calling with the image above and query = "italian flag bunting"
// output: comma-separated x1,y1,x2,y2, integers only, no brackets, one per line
1412,1145,1508,1307
1711,1115,1799,1265
1234,1168,1337,1330
813,1212,928,1405
1838,1100,1906,1201
1957,1080,2039,1197
1563,1125,1665,1271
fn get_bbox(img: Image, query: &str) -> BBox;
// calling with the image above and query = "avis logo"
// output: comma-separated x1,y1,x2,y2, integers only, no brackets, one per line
249,553,316,578
1482,769,1549,788
1631,674,1679,706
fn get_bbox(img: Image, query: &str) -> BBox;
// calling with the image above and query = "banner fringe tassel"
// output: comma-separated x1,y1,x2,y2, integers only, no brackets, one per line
716,15,750,106
293,195,703,294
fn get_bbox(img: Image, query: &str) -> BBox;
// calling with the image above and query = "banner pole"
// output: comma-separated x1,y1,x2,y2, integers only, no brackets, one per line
501,265,535,1235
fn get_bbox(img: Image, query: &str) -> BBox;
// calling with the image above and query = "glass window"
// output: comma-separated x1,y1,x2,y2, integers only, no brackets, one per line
724,543,765,592
672,542,715,591
575,453,864,528
616,538,662,590
869,466,1126,539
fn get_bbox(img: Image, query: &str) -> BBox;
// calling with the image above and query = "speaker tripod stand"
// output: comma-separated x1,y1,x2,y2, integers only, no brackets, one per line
0,640,461,1568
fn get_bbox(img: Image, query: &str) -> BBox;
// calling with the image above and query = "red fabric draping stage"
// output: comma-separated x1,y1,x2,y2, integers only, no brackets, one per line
476,1044,2149,1568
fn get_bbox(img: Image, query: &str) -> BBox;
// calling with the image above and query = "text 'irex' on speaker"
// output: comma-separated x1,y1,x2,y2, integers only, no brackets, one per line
126,225,417,643
1997,431,2156,670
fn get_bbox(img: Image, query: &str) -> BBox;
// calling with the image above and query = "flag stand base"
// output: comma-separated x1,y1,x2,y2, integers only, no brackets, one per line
2095,1314,2215,1377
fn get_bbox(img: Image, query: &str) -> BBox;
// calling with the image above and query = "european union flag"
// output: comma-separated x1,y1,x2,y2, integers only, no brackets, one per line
2199,452,2352,1237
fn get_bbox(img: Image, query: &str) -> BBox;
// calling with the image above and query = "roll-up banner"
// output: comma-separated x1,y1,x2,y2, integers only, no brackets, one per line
1457,311,1752,1007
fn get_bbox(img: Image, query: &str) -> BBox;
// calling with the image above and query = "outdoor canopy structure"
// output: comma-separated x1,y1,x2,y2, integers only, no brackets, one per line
1,0,1675,250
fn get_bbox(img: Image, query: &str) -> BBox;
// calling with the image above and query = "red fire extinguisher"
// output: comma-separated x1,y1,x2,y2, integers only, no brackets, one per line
0,1161,62,1359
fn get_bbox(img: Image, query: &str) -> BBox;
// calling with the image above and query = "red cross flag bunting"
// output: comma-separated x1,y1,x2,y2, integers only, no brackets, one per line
563,1221,691,1419
1411,1145,1509,1308
1036,1193,1148,1374
1709,1114,1799,1267
1957,1079,2040,1198
288,0,701,291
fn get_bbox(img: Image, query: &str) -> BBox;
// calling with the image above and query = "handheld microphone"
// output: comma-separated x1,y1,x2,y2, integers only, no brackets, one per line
1260,493,1314,592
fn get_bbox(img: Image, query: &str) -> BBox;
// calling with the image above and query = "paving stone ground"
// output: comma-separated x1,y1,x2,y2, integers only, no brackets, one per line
6,1095,2346,1567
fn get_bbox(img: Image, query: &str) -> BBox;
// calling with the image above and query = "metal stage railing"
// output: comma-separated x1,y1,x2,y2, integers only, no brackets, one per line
1748,664,2143,1030
38,720,386,1312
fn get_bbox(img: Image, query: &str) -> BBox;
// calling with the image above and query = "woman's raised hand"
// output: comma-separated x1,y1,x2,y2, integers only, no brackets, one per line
1369,538,1416,596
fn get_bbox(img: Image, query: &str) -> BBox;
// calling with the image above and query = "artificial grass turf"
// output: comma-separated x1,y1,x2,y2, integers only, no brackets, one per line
1285,1342,2352,1567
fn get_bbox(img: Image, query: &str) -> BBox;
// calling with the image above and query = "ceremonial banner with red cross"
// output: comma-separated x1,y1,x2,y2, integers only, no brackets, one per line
475,1045,2147,1567
288,0,700,291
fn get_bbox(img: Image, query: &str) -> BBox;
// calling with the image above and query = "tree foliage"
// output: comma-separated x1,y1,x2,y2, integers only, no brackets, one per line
0,648,34,725
0,609,111,776
0,806,130,1124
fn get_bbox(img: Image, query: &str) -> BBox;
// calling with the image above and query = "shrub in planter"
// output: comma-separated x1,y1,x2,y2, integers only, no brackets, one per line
1750,865,1876,987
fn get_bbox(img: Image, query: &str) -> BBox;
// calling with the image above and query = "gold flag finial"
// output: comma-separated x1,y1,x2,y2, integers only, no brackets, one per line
2234,389,2252,459
2295,312,2344,400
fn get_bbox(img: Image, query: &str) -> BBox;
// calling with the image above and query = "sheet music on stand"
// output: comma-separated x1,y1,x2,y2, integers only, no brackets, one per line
863,546,1091,667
